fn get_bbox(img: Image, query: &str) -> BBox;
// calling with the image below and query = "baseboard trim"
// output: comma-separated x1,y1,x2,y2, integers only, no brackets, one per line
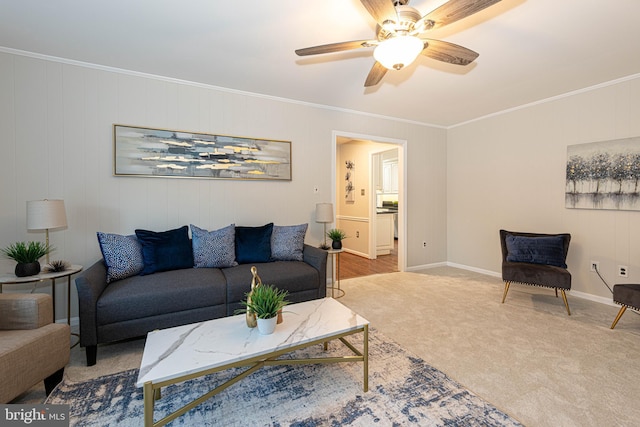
446,262,501,278
406,262,448,271
445,262,617,307
343,248,370,259
569,290,617,307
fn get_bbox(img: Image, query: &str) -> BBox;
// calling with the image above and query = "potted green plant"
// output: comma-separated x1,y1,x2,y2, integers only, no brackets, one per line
326,228,348,250
240,284,289,334
1,241,53,277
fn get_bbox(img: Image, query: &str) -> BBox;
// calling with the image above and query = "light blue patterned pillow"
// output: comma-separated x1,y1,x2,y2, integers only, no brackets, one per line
191,224,237,268
97,232,144,283
271,224,308,261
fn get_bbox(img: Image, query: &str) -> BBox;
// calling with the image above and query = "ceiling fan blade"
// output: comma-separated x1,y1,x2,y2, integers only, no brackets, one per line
423,0,502,30
364,61,388,87
295,40,374,56
359,0,398,26
422,39,479,65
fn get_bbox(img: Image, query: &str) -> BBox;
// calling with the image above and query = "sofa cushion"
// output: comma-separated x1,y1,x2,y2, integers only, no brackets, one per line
271,224,308,261
505,235,567,268
97,232,144,283
223,261,320,307
235,223,273,264
135,226,194,275
96,268,227,325
191,224,237,268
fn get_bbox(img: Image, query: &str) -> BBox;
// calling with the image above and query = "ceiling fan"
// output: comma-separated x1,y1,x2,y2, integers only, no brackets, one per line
295,0,502,87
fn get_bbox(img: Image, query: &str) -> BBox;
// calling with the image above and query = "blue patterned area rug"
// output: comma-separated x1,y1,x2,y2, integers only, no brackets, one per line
46,329,522,426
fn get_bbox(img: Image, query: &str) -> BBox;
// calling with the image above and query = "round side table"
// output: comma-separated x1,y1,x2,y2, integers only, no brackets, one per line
0,264,83,325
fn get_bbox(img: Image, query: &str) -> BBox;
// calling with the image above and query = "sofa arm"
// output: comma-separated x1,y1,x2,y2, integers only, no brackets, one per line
75,259,109,347
303,244,328,298
0,294,53,330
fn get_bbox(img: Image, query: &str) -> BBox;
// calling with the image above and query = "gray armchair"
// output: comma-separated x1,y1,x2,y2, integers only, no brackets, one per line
0,293,70,403
499,229,572,315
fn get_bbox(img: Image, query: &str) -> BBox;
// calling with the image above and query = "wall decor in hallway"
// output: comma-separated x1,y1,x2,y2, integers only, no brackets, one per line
345,160,355,203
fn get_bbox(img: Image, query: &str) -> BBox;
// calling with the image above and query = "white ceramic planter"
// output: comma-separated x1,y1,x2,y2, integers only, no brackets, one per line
256,316,277,335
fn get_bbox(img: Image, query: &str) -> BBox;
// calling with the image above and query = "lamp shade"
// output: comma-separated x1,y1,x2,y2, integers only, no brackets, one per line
27,200,67,230
373,35,424,71
315,203,333,223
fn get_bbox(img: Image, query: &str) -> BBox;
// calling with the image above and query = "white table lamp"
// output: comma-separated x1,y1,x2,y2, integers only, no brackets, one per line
27,199,67,264
315,203,334,249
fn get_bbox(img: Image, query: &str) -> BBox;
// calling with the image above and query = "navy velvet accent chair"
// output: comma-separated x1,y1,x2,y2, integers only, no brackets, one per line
499,230,572,315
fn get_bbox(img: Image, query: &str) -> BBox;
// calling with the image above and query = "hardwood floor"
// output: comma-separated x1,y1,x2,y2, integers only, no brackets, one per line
339,240,398,279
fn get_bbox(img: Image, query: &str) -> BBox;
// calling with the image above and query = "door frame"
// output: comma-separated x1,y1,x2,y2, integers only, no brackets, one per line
332,130,406,273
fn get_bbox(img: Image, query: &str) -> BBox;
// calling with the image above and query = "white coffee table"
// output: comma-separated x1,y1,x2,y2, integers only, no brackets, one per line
137,298,370,427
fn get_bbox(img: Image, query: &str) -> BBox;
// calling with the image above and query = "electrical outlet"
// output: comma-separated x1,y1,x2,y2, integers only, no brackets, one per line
590,261,599,272
618,265,629,277
422,241,427,248
356,231,359,238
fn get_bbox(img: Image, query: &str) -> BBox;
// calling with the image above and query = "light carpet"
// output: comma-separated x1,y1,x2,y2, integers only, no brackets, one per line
45,328,522,426
336,269,640,427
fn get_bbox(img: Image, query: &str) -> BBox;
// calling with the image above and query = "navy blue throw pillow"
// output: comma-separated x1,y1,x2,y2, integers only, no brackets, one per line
235,223,274,264
505,235,567,268
135,225,194,275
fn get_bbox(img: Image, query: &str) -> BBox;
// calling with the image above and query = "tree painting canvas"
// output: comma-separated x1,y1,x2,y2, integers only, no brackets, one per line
114,125,291,181
566,137,640,210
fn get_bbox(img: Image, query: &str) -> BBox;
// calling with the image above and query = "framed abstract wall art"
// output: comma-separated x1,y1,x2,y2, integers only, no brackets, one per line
113,125,292,181
566,137,640,210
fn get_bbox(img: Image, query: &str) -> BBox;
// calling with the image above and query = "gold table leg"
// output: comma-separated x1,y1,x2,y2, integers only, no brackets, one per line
328,251,345,298
67,275,71,325
363,324,369,392
51,278,57,322
144,381,155,427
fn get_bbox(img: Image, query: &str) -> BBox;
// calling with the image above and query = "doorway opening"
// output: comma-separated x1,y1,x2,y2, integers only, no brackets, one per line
332,131,406,278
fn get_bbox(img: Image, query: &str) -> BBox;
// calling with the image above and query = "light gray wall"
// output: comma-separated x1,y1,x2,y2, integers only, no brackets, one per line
0,51,448,320
447,76,640,301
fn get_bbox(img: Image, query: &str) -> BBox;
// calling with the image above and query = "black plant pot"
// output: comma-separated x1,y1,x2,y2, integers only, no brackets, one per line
331,240,342,250
15,261,40,277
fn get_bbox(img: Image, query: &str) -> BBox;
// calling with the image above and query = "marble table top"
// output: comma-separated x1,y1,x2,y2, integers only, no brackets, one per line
136,297,369,387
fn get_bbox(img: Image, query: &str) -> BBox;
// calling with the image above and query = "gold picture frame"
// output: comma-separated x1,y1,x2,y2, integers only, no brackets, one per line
113,124,291,181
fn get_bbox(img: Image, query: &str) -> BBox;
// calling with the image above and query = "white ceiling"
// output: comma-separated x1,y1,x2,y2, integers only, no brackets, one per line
2,0,640,127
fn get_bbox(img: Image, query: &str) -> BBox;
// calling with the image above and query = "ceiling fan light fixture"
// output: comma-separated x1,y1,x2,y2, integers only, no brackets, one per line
373,35,423,71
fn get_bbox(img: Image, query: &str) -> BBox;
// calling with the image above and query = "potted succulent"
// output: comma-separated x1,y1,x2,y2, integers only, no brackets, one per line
1,241,53,277
326,228,348,250
240,284,289,335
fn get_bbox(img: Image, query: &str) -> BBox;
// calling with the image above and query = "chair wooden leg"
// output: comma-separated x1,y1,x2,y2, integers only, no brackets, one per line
560,289,571,315
501,281,511,303
610,306,627,329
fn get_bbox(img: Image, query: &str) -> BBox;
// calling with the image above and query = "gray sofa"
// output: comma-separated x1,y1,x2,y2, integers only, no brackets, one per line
76,244,327,366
